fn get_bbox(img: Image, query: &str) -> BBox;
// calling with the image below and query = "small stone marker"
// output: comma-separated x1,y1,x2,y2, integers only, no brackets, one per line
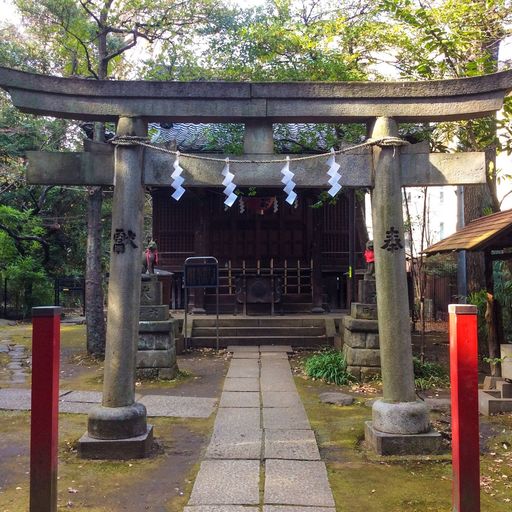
319,392,354,406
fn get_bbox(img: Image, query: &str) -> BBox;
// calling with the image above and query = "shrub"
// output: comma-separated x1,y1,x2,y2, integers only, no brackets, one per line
413,357,450,390
304,350,355,385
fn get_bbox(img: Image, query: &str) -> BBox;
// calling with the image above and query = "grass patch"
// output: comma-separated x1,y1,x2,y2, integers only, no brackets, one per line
413,357,450,391
304,349,355,385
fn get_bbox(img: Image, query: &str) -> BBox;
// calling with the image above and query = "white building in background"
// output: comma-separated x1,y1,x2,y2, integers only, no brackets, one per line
365,186,458,258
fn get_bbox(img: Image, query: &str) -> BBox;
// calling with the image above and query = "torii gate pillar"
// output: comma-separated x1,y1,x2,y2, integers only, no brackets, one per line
79,117,153,459
365,117,441,454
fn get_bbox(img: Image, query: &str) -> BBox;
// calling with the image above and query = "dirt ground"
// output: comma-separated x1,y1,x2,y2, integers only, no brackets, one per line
1,323,511,511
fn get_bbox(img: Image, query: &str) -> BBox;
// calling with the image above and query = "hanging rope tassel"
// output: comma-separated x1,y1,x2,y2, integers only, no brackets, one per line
171,151,186,201
326,147,342,197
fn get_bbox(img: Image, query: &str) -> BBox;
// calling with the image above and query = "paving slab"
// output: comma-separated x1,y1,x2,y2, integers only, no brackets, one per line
226,365,260,379
260,366,293,376
260,378,297,392
264,429,320,460
220,392,260,408
186,506,259,512
264,507,335,512
260,371,294,380
206,429,262,459
259,345,293,353
0,388,31,410
263,407,310,430
214,407,261,431
260,367,293,377
138,395,217,418
60,391,102,403
264,460,335,507
188,460,260,505
260,352,289,359
227,346,260,353
223,377,260,392
232,352,260,359
59,402,94,414
262,391,302,408
228,359,260,370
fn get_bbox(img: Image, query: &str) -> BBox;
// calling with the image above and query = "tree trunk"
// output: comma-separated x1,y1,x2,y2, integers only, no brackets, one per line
85,185,106,355
85,122,106,356
85,22,109,356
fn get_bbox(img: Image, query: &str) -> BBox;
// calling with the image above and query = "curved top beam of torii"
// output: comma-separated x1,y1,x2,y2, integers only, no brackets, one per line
0,66,511,123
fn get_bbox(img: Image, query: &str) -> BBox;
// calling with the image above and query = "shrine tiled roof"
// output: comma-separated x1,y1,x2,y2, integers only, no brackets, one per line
424,209,512,254
148,122,338,152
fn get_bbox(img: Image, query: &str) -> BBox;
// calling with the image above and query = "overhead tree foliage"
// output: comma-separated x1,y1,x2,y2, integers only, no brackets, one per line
5,0,219,352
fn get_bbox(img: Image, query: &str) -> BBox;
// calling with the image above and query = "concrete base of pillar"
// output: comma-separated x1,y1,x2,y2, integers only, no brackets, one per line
311,306,325,314
78,425,154,459
87,402,148,440
372,399,430,434
365,422,442,455
191,308,206,314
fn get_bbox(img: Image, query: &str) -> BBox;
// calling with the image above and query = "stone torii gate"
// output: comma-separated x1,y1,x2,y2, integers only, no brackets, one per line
1,66,511,457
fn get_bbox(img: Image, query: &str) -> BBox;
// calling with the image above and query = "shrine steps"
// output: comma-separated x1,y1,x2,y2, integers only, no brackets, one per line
203,293,316,315
188,317,333,348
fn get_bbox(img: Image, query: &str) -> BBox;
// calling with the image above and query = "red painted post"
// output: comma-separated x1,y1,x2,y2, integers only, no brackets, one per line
30,306,61,512
449,304,480,512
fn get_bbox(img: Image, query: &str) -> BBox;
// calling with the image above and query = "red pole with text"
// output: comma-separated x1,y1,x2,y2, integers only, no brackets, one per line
449,304,480,512
30,306,61,512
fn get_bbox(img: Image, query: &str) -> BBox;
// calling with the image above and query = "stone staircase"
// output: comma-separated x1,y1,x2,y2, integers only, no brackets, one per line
188,317,335,348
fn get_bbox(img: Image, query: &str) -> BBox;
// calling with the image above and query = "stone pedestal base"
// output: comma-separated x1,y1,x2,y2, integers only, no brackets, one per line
78,425,154,459
342,303,380,380
365,422,442,455
137,319,178,380
358,278,376,304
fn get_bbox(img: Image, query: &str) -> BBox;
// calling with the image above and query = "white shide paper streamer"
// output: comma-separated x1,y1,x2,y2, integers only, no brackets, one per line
326,148,342,197
280,156,297,205
222,158,238,207
171,151,186,201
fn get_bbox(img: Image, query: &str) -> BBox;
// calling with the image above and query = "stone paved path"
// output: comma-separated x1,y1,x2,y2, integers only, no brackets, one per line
185,346,336,512
0,388,216,418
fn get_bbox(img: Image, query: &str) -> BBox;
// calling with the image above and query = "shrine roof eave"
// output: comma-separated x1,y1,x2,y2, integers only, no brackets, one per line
0,66,511,123
424,209,512,255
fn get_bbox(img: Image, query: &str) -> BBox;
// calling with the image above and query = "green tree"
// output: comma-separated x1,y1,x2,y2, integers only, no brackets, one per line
378,0,512,369
13,0,219,354
378,0,512,247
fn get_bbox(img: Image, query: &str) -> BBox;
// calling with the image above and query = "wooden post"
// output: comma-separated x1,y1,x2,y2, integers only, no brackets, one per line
30,306,61,512
449,304,480,512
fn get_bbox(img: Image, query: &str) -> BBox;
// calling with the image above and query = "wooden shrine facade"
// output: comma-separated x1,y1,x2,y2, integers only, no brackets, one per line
152,187,359,313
